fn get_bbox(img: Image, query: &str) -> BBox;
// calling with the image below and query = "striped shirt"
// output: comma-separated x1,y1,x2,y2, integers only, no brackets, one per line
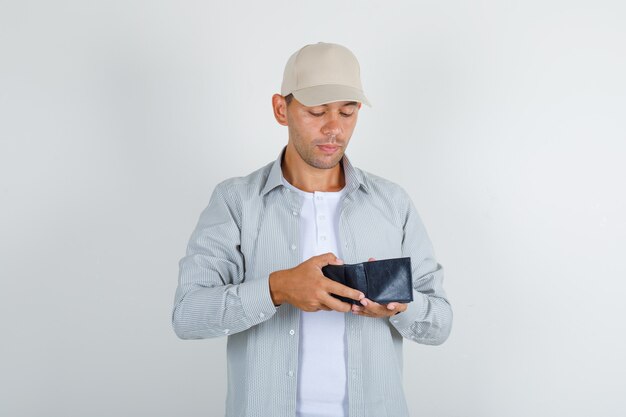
172,147,453,417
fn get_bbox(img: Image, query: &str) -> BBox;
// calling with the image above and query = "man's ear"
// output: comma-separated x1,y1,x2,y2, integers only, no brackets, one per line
272,94,289,126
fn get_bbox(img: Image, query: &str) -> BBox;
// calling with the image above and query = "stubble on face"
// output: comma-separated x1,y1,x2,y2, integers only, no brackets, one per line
288,124,346,170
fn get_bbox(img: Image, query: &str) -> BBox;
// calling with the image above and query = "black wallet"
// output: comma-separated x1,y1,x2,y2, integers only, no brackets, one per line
321,257,413,304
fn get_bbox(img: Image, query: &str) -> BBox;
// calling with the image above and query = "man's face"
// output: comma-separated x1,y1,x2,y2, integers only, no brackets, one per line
285,98,361,169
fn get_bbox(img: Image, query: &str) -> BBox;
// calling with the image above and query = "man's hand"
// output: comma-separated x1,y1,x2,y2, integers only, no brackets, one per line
269,252,365,313
351,258,409,318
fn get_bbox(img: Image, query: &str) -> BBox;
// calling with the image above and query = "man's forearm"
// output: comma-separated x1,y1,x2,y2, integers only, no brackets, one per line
388,265,453,345
172,274,277,339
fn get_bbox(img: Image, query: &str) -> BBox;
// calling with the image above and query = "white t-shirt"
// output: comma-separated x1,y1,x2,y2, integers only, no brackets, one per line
281,175,348,417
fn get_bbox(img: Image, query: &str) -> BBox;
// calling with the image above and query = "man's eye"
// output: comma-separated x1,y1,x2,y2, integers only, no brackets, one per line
340,112,354,117
309,112,324,117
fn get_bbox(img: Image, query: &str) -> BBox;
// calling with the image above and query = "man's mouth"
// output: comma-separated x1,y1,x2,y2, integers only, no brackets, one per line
317,144,340,154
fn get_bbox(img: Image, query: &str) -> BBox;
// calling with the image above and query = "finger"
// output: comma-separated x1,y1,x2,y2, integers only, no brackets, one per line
352,301,383,317
351,304,363,313
351,305,376,317
312,252,344,268
360,299,391,316
368,257,376,262
320,293,353,313
360,297,378,307
354,308,377,317
326,279,364,301
386,302,407,313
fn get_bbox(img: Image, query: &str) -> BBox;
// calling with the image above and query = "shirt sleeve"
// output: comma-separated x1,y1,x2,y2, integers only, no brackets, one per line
171,183,277,340
388,191,453,345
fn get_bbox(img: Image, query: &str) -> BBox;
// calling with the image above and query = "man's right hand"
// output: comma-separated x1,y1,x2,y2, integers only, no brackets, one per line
268,252,364,313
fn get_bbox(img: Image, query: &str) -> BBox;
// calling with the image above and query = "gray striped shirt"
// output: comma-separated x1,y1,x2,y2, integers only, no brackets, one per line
172,147,453,417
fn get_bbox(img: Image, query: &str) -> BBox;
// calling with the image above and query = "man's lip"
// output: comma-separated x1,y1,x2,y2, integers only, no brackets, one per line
317,144,340,153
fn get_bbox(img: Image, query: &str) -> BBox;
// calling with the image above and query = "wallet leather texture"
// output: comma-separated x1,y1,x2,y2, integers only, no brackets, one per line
321,257,414,304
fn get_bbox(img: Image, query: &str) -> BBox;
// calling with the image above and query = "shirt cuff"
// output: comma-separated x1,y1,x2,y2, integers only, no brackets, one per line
239,275,278,325
388,291,428,331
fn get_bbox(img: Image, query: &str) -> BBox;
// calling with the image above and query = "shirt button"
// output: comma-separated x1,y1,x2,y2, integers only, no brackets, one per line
320,236,326,241
223,329,230,334
289,329,295,335
392,319,398,324
259,313,266,319
292,211,298,216
290,244,296,250
287,371,294,377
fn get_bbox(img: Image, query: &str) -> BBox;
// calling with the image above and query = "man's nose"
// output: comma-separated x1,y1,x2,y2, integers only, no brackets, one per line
321,118,342,137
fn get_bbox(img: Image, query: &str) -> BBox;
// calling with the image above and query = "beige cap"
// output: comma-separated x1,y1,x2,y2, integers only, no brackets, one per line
280,42,371,107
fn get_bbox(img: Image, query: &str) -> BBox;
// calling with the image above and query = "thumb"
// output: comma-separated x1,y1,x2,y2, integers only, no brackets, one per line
313,252,344,267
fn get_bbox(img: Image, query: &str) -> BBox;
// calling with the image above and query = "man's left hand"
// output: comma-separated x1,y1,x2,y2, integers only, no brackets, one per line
351,298,407,317
350,257,408,318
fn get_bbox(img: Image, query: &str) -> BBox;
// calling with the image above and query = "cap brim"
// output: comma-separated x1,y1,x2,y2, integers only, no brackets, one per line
292,84,371,107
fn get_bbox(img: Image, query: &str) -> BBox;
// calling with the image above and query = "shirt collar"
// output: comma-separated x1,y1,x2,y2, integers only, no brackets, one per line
261,146,368,196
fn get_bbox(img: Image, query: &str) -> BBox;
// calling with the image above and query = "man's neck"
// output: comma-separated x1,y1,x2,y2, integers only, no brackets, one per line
281,145,345,193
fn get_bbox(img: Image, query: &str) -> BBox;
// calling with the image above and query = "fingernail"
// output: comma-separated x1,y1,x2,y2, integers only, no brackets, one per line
336,258,344,265
388,304,396,310
358,293,365,300
360,299,368,306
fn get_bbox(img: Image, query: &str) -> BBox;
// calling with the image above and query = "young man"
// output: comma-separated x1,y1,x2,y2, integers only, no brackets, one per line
172,42,452,417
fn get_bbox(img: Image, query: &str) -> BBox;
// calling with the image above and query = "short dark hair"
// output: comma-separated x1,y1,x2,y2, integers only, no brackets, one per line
284,93,294,106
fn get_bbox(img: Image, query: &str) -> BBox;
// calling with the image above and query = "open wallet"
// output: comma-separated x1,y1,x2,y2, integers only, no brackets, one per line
321,257,414,304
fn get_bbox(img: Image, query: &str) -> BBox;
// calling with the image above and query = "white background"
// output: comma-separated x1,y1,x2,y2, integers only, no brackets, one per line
1,1,625,416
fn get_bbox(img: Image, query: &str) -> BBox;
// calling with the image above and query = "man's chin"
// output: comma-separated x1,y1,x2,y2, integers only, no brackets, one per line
310,153,344,170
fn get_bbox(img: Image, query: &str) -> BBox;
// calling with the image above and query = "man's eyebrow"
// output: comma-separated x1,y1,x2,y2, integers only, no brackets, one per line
318,101,358,107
